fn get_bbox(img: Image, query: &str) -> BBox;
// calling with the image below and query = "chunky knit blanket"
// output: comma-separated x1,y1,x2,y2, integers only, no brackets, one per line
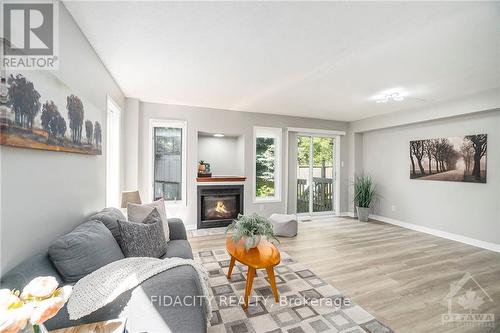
67,257,211,320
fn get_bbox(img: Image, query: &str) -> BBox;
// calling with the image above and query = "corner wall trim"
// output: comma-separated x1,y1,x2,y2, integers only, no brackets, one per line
370,214,500,253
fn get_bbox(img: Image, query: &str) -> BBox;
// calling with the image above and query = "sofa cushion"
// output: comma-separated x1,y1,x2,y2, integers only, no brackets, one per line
167,218,187,240
0,252,63,291
88,207,126,244
48,221,125,283
161,240,193,260
124,265,206,333
128,198,170,241
118,209,167,258
43,266,206,332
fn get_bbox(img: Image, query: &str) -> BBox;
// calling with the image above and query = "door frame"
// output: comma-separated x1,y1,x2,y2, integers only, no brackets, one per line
294,132,341,217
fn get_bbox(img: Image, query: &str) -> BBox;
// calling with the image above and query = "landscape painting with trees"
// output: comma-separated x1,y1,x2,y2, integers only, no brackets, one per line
410,134,487,183
0,71,102,155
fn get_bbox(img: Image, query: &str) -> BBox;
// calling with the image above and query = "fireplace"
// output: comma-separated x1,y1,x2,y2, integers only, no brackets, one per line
197,185,244,229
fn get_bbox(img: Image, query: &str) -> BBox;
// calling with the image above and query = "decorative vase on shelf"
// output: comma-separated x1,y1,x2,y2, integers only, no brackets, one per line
243,235,261,249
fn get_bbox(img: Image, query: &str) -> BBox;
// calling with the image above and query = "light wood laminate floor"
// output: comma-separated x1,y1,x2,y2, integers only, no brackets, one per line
189,217,500,333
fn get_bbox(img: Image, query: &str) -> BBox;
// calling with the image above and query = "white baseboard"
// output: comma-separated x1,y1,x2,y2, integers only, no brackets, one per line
370,214,500,253
339,212,356,218
298,214,337,222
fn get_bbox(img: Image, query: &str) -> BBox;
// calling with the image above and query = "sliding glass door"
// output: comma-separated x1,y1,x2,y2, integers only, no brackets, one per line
296,135,336,215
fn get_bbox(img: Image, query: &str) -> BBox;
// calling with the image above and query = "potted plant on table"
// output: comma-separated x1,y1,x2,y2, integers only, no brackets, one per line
353,175,377,222
225,213,279,250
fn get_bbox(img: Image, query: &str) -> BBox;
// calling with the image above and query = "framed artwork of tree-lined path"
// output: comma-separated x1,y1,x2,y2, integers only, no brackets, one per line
0,70,102,155
410,134,487,183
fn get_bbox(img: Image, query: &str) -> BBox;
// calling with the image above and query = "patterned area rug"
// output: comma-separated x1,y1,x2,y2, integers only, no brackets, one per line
194,248,393,333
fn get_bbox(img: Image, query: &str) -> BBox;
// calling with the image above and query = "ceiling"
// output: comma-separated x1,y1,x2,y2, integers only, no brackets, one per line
64,1,500,122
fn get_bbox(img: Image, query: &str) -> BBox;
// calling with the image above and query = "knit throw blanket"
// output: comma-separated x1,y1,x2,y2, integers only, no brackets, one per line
67,257,212,321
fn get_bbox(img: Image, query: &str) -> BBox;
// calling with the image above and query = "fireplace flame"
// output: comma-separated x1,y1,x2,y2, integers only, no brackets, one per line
215,201,229,214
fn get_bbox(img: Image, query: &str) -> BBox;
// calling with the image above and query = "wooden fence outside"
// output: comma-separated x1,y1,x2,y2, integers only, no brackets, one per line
297,177,333,213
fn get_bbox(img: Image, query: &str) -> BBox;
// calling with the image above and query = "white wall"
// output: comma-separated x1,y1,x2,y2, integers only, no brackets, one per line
345,131,364,213
287,131,298,214
198,135,245,176
0,4,125,274
123,98,140,190
360,110,500,246
130,102,349,229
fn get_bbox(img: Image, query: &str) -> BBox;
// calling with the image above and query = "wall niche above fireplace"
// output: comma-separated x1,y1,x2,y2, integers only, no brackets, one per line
197,185,244,229
197,132,245,177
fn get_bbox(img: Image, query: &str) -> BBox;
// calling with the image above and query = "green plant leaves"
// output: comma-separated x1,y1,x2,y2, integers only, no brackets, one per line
225,213,279,248
353,175,377,208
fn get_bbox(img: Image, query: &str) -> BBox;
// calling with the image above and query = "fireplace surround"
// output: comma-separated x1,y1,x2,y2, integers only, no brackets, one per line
197,185,244,229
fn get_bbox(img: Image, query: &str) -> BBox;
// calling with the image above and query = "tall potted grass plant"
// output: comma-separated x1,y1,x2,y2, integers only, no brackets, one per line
353,175,377,222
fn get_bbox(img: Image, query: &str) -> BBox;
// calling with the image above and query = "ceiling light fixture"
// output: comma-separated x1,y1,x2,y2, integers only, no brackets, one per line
213,133,224,137
373,90,407,103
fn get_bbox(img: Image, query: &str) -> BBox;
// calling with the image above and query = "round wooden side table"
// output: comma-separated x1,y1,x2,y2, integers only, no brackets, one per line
225,236,281,309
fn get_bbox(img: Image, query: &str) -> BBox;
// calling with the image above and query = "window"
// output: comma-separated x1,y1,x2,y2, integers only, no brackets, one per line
149,119,187,206
254,126,282,202
106,96,121,207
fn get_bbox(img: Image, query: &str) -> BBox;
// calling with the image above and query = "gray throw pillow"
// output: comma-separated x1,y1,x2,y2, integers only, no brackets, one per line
88,207,126,244
48,221,125,283
127,198,170,241
118,208,168,258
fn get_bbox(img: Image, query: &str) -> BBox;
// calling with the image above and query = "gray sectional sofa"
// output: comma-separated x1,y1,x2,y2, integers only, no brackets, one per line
0,208,207,333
